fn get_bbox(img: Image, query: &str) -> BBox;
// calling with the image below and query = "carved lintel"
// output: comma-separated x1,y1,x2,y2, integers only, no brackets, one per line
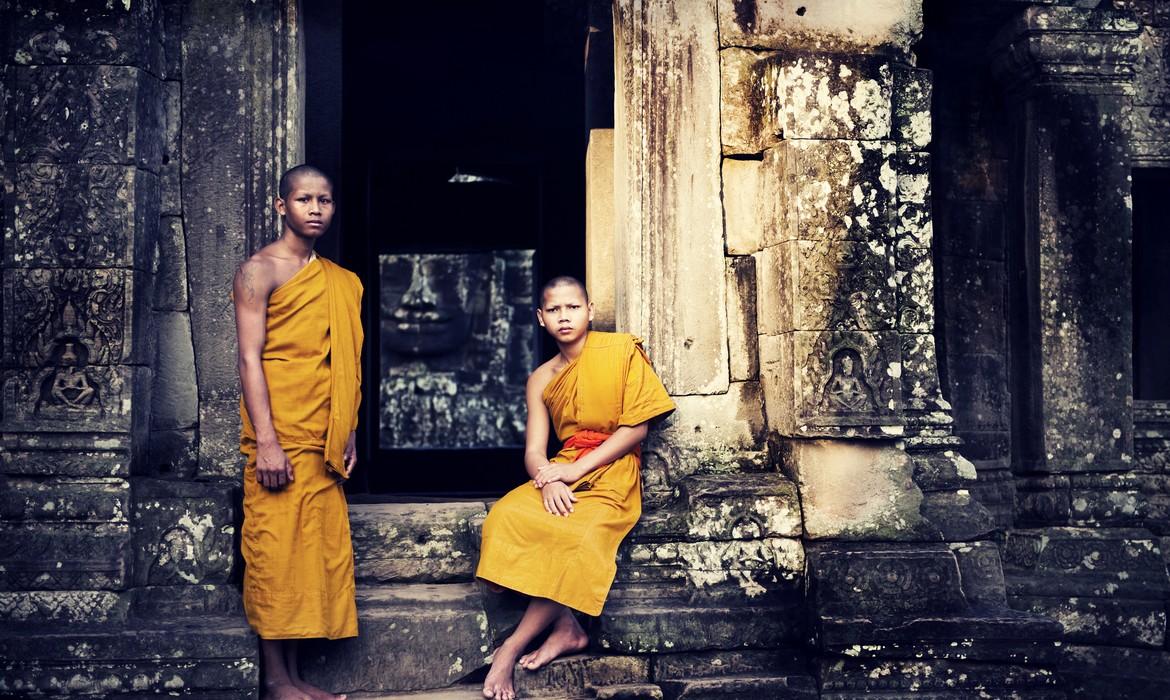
990,5,1143,95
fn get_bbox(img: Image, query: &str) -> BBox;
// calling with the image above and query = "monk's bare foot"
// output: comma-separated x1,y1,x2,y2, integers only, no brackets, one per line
483,641,521,700
291,678,346,700
263,681,311,700
519,611,588,671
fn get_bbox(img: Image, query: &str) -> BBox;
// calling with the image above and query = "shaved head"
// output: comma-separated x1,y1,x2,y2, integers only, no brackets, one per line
279,164,333,200
540,275,589,305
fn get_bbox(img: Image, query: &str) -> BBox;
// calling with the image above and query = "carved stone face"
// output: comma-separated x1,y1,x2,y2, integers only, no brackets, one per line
381,255,488,357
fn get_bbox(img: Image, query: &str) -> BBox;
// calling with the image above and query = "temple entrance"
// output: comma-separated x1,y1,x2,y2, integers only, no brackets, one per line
304,1,594,495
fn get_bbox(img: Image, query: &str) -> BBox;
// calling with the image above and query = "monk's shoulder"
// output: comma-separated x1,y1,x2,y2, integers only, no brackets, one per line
320,258,364,294
527,358,559,395
234,251,279,300
585,330,636,349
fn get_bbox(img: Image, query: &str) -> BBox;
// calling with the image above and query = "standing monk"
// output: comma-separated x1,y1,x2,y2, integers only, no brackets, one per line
233,165,363,700
475,277,675,700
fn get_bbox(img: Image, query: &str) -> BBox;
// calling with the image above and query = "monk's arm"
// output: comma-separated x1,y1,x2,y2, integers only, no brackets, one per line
522,372,553,480
556,423,649,483
234,260,292,488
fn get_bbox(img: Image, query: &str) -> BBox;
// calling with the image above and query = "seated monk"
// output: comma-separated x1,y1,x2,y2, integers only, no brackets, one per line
475,276,675,700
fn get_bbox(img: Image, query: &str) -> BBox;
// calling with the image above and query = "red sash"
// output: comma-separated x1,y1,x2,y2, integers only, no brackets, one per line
562,429,640,491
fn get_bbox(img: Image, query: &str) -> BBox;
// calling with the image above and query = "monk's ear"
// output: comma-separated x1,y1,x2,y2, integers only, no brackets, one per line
535,308,546,328
274,196,287,216
587,301,595,323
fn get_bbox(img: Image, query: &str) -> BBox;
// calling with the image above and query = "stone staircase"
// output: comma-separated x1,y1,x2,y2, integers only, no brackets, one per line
298,474,818,698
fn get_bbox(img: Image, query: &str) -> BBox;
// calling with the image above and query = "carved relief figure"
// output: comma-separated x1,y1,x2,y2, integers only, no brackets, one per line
820,347,876,413
379,251,534,448
35,336,102,414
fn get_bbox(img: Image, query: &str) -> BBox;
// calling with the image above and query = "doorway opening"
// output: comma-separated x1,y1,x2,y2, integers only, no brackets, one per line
305,1,596,496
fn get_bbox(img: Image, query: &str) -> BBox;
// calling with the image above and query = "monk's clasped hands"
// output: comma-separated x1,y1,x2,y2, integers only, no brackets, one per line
533,462,575,489
540,482,578,516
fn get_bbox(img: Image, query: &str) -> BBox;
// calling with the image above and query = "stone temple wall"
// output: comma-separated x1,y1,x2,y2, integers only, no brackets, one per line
1,0,300,696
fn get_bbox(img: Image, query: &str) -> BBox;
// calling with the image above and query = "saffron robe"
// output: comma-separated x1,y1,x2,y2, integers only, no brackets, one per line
475,331,675,616
239,255,364,640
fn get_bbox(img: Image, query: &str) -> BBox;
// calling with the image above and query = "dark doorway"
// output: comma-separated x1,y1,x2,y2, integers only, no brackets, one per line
305,1,591,495
1133,168,1170,401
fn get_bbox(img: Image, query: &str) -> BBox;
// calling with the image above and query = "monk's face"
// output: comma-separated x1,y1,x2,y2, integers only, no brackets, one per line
276,173,334,240
537,283,593,345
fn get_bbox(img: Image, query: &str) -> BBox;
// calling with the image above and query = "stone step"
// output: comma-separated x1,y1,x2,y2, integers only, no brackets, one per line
657,674,818,700
346,653,650,698
300,583,520,695
0,617,258,698
349,502,488,584
597,596,804,653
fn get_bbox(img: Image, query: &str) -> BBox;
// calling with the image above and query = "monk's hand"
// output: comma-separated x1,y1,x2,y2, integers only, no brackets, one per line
541,482,578,516
343,431,358,476
533,462,573,489
256,439,294,490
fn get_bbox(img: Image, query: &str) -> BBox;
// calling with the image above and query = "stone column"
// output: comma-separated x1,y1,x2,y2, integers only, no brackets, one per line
181,0,304,477
1,0,164,626
991,5,1141,480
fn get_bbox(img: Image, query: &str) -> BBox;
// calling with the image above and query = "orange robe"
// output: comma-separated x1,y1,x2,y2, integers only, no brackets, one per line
476,331,675,616
239,255,363,640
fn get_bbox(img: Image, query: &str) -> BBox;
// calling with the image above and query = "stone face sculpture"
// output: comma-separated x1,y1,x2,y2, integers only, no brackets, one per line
379,251,534,448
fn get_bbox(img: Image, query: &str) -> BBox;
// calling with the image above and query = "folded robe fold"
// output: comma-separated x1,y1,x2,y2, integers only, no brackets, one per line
475,331,675,616
239,255,363,640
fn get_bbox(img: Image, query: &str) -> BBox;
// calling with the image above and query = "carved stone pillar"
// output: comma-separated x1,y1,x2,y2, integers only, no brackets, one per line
1,0,164,625
991,5,1142,477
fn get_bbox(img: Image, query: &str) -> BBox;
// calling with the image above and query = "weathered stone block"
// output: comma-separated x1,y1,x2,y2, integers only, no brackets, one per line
614,0,729,396
350,502,486,584
717,0,924,56
721,50,892,152
7,0,163,74
152,311,197,430
951,540,1008,607
5,163,160,270
660,675,817,699
652,383,768,476
789,139,895,242
0,621,257,698
0,590,128,626
0,522,130,590
4,266,155,368
722,156,772,256
145,426,200,476
2,364,150,435
936,256,1007,354
892,65,932,149
1,445,132,478
911,449,978,493
132,479,236,586
894,199,932,251
161,79,182,214
598,597,802,653
920,490,995,541
1069,472,1170,529
0,476,129,523
1059,644,1170,700
619,537,804,605
760,330,902,436
820,658,1062,700
900,333,945,414
155,216,188,311
781,440,932,540
10,65,163,167
896,150,930,206
1012,594,1166,647
1015,475,1072,526
1002,527,1168,600
131,583,244,620
299,583,504,693
895,246,933,334
725,256,759,381
515,655,649,698
807,543,967,619
756,239,897,335
677,473,802,539
945,352,1008,433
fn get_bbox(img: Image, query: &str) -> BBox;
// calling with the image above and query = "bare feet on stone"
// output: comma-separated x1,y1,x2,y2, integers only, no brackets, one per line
482,641,522,700
263,682,311,700
518,609,588,671
291,678,346,700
